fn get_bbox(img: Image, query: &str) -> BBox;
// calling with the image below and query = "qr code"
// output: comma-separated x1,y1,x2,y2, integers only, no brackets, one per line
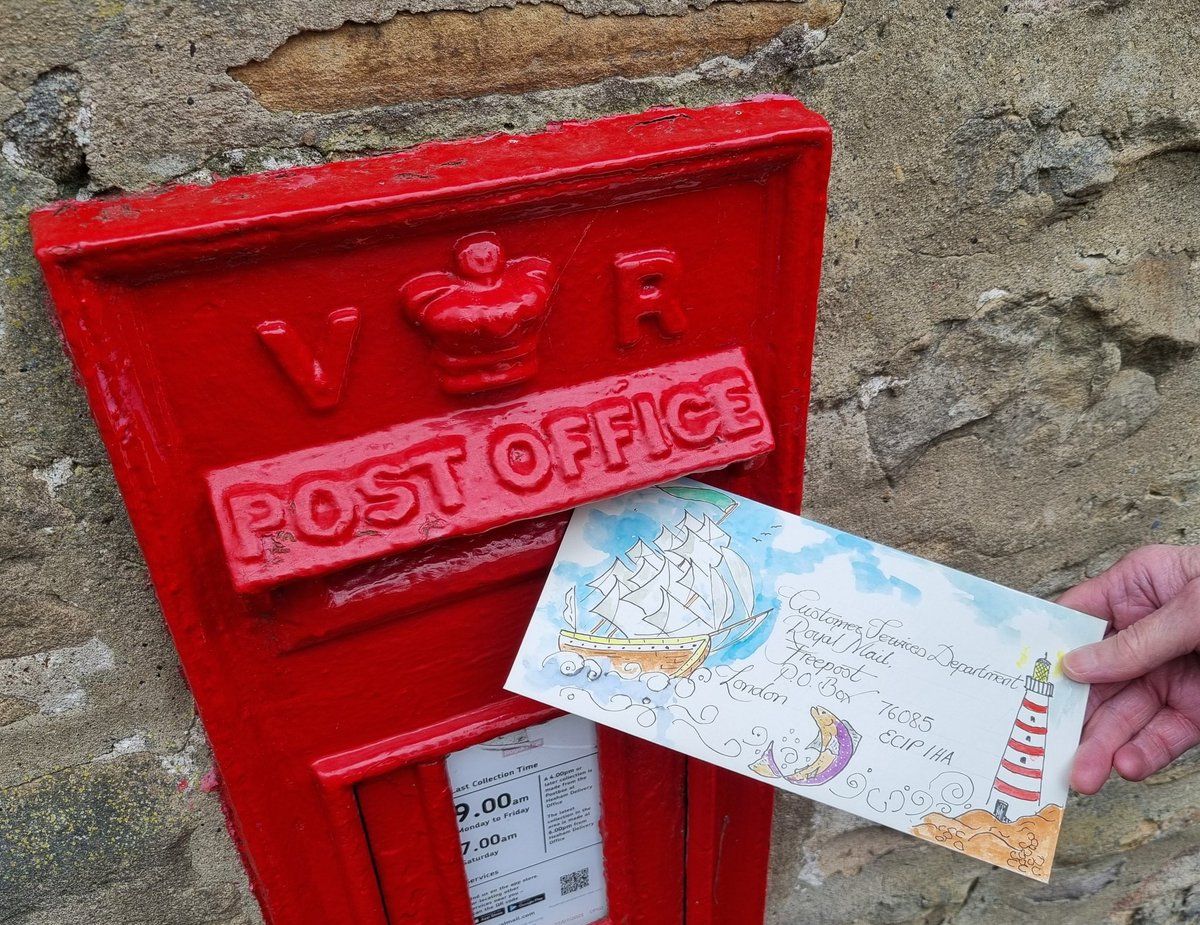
559,868,590,895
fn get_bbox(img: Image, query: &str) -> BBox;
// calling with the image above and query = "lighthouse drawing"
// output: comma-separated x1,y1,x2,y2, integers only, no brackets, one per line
911,651,1068,880
989,653,1054,823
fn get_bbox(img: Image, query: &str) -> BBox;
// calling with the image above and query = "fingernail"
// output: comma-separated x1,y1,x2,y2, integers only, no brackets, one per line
1063,646,1098,680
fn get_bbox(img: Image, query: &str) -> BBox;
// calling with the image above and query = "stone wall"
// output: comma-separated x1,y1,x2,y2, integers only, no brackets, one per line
1,1,1196,922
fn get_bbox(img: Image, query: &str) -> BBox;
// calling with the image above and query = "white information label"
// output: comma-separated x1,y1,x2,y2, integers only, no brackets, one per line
446,714,609,925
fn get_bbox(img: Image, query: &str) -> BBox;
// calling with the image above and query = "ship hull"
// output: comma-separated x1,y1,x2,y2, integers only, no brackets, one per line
558,630,711,678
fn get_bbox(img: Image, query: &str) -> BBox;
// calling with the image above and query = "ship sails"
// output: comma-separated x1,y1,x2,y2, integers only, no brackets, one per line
565,507,767,664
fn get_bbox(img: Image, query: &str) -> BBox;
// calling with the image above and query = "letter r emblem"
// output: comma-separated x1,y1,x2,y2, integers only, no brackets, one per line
613,249,688,348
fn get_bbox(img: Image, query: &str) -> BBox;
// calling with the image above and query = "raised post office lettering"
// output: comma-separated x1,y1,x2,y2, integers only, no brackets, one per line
490,425,554,491
292,479,357,543
225,491,286,562
591,398,636,470
543,410,594,480
207,350,773,590
403,439,468,512
663,385,720,447
358,466,419,527
703,368,765,439
633,393,673,460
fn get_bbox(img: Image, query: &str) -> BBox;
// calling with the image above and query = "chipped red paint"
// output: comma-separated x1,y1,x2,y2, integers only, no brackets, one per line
31,96,831,924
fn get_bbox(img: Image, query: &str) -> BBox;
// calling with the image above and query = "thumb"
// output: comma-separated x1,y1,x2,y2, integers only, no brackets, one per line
1064,578,1200,683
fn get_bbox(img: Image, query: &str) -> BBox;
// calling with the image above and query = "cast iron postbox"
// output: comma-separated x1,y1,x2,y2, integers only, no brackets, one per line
31,97,831,925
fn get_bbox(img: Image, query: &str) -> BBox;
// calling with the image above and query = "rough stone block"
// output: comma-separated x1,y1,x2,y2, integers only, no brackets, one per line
0,756,200,916
230,1,844,111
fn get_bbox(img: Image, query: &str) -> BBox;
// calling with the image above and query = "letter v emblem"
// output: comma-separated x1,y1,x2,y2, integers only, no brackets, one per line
257,307,360,411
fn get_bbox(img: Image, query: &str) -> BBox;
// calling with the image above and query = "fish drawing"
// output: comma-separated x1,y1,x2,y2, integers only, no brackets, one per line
749,706,860,786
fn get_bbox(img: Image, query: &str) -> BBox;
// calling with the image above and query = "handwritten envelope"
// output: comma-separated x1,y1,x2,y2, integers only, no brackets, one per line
505,480,1107,881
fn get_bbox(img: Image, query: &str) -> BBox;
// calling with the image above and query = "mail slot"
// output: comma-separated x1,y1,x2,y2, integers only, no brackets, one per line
31,97,831,924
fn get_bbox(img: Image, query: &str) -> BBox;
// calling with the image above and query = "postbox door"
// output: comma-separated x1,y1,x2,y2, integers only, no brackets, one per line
31,97,830,925
289,555,691,925
346,715,687,924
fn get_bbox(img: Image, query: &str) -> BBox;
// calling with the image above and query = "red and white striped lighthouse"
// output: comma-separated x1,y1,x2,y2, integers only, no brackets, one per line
990,654,1053,823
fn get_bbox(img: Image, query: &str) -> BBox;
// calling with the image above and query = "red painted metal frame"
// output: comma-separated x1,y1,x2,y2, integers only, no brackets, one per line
31,96,831,924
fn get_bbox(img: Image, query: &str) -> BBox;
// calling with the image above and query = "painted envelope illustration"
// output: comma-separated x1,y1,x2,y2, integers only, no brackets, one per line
506,480,1106,882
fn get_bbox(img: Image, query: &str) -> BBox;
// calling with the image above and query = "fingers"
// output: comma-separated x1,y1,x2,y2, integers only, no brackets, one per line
1061,548,1200,789
1081,680,1125,724
1071,678,1161,793
1057,545,1200,627
1064,578,1200,684
1113,708,1200,782
1071,739,1114,795
1112,662,1200,782
1056,577,1118,623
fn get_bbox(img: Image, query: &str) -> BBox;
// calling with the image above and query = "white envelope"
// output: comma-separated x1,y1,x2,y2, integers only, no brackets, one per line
505,479,1107,882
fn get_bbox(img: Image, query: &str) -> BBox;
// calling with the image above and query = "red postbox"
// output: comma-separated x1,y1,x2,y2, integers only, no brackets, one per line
31,97,831,925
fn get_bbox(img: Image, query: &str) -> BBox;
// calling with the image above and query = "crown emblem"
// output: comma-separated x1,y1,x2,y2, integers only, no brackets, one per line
400,232,555,395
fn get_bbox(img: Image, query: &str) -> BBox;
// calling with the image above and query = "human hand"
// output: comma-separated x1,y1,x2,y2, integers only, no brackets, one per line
1060,545,1200,793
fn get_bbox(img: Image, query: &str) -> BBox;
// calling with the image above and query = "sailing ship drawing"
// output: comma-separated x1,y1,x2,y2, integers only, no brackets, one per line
558,485,771,678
